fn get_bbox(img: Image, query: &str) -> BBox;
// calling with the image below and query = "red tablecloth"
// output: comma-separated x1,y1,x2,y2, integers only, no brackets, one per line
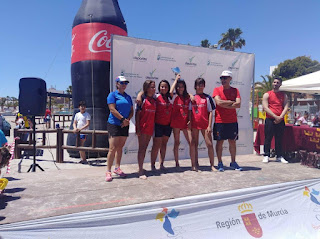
254,124,320,154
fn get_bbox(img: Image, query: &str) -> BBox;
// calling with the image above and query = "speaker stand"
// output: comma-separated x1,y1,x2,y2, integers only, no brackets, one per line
27,116,44,172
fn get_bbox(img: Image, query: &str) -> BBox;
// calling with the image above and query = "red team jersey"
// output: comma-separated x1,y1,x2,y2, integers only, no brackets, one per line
191,93,215,129
266,90,285,119
212,86,240,123
136,96,156,135
155,93,172,126
170,94,191,129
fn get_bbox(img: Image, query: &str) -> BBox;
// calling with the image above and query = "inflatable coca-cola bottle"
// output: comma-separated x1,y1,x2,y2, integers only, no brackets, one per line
67,0,127,157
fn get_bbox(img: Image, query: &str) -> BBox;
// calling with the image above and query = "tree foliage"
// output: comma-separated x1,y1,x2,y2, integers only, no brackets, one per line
218,28,246,51
255,75,274,95
273,56,320,80
200,39,210,48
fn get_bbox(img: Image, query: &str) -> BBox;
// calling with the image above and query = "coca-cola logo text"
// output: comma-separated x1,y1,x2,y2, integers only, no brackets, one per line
71,23,127,63
89,30,111,53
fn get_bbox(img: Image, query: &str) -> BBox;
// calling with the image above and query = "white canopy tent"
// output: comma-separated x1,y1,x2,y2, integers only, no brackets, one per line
280,70,320,94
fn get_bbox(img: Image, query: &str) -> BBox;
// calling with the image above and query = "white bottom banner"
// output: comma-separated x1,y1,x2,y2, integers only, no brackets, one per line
1,179,320,238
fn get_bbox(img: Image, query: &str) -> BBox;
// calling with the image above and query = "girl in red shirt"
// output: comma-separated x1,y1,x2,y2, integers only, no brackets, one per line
170,74,192,170
135,80,156,179
151,80,173,172
190,78,217,172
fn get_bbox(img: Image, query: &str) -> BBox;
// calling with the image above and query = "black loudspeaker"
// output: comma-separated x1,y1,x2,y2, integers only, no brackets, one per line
19,78,47,116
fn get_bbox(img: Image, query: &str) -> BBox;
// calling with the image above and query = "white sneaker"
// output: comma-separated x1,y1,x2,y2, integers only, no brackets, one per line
276,157,288,164
262,156,269,163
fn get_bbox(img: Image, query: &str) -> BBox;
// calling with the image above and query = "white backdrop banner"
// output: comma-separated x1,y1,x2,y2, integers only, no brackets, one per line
111,35,255,164
1,179,320,239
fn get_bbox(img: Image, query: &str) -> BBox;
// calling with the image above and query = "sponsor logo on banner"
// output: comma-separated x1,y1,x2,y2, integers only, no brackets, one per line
303,186,320,229
230,80,244,86
156,208,180,235
145,69,159,80
185,56,197,67
215,201,289,237
198,73,205,78
198,139,206,151
228,58,240,71
238,202,263,238
120,69,142,79
123,147,138,155
133,49,147,61
157,53,176,62
207,60,223,67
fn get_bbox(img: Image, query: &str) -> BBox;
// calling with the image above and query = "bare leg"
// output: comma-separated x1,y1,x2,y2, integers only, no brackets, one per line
137,134,152,178
159,136,169,170
115,136,128,168
106,137,117,172
79,139,87,162
182,129,193,167
150,137,162,171
228,139,237,163
216,140,224,163
190,128,199,171
201,129,217,171
173,128,181,168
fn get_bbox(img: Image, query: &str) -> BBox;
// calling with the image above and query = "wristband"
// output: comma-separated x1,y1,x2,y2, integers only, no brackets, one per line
120,117,125,123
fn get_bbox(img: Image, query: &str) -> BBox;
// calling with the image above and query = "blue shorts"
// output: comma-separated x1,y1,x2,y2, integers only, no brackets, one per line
213,123,238,140
80,134,86,140
154,123,172,138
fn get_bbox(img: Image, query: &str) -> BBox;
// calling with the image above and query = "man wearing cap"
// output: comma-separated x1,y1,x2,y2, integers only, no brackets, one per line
105,76,133,182
212,70,242,171
262,77,289,163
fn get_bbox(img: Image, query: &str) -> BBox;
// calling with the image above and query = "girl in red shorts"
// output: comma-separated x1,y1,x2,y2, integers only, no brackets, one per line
135,80,156,179
170,74,192,170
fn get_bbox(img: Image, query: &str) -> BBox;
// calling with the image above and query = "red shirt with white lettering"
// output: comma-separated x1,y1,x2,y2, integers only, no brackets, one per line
212,86,240,123
136,96,156,135
155,93,172,126
191,93,215,129
170,94,190,129
266,90,285,119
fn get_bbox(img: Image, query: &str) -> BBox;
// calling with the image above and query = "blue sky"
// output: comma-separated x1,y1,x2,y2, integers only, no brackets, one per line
1,0,320,97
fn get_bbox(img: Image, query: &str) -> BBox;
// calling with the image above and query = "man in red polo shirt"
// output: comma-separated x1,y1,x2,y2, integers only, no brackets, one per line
212,70,242,172
262,77,289,163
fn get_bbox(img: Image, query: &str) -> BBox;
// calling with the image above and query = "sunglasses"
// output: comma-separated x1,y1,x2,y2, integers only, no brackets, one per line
119,81,129,85
220,76,230,80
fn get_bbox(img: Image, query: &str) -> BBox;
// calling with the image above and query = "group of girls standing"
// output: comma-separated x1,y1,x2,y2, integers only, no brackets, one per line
105,74,217,182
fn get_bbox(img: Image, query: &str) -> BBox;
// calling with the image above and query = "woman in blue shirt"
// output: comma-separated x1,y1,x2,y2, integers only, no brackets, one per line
105,76,133,182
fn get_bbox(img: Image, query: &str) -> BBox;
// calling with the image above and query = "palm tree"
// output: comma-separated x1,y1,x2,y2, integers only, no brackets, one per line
218,28,246,51
66,85,72,95
254,75,274,95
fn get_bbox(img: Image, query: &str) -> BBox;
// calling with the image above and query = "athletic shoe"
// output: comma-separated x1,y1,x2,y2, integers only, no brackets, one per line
114,168,127,178
218,162,224,172
105,172,113,182
276,157,288,164
230,162,243,171
262,156,269,163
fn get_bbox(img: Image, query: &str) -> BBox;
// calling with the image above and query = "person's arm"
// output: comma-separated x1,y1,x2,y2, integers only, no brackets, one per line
136,91,144,105
207,111,213,133
122,106,134,128
262,93,281,122
79,119,90,131
73,118,79,133
231,97,241,108
214,95,235,108
279,94,289,120
187,109,191,130
169,74,180,96
108,103,125,122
